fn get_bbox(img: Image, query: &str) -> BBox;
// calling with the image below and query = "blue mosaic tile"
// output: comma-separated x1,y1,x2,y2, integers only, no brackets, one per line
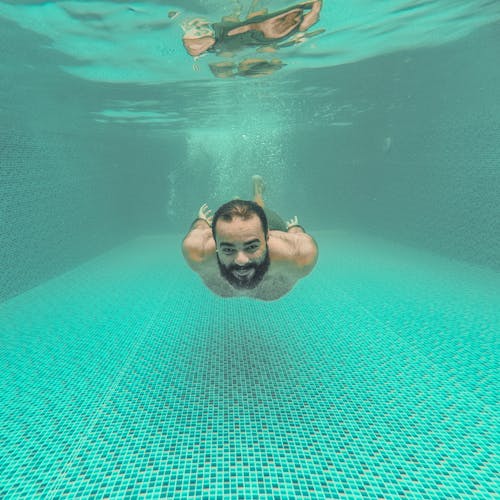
0,233,498,498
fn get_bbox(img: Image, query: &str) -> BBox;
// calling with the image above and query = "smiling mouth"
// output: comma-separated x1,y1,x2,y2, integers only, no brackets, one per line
233,268,255,279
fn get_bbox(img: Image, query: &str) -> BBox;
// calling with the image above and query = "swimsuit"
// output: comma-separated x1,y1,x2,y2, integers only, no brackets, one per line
263,208,288,232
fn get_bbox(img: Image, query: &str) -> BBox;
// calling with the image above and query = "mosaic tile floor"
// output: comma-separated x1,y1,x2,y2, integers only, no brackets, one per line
0,231,498,498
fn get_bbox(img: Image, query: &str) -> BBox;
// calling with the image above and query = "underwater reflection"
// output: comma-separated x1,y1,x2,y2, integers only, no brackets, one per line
181,0,324,78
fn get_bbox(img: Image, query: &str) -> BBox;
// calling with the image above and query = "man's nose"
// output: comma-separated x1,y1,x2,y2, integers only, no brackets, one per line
234,251,250,266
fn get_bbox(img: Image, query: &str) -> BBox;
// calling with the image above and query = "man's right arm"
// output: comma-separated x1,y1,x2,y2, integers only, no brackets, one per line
182,203,216,265
182,218,216,266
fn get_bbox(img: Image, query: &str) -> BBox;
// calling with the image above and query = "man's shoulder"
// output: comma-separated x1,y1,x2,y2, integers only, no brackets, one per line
268,231,318,271
182,232,216,266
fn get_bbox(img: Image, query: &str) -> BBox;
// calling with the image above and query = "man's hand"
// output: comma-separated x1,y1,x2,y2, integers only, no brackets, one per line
286,216,299,230
183,204,216,265
198,203,213,227
286,216,306,234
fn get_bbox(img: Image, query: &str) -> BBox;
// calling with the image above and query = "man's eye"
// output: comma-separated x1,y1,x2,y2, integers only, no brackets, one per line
222,248,234,254
246,245,259,252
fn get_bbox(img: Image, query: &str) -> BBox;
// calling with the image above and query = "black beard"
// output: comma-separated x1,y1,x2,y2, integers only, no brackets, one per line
217,250,270,290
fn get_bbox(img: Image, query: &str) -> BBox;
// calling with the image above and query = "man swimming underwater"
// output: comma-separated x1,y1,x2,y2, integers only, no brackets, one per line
182,176,318,301
181,0,323,77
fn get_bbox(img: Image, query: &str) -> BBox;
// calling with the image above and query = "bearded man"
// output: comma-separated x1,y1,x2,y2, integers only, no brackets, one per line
182,175,318,301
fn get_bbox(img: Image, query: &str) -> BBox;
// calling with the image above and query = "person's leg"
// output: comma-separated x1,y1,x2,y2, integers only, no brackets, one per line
299,0,322,31
252,175,265,207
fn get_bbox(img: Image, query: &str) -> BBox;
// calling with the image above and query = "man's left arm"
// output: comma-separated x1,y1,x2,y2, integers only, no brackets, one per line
271,218,318,275
287,226,318,272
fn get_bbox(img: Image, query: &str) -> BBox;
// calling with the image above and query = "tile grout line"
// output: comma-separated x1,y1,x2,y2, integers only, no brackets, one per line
331,281,496,413
45,289,174,498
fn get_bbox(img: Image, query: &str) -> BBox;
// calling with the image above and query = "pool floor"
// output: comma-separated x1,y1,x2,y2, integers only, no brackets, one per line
0,231,498,498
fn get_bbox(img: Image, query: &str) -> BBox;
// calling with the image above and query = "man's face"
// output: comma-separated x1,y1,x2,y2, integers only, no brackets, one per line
215,214,270,289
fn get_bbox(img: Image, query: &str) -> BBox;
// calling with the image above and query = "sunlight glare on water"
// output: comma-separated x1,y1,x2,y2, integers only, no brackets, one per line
0,0,499,84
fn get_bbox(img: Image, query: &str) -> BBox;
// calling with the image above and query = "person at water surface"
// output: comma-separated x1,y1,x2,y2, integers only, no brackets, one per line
181,0,323,57
182,176,318,301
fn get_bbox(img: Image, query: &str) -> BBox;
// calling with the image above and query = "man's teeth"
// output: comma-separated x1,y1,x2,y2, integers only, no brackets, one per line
234,268,251,276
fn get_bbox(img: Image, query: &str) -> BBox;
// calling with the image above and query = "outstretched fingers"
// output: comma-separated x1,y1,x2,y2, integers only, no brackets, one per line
286,216,299,229
198,203,213,226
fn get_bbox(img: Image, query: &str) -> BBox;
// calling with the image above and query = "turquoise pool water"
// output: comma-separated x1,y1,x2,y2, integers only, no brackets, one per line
1,232,497,498
1,0,499,497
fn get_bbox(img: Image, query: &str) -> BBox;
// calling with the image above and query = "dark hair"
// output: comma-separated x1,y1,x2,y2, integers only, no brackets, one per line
212,200,268,239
